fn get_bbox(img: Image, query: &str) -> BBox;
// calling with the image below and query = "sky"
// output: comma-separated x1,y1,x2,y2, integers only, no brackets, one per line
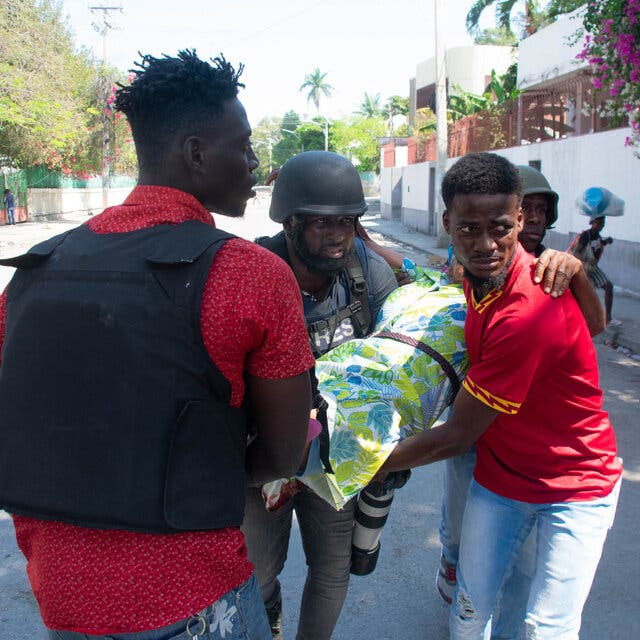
61,0,494,126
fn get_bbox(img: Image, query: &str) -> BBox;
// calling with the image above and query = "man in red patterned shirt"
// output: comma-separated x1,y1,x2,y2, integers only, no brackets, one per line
380,153,622,639
0,50,314,639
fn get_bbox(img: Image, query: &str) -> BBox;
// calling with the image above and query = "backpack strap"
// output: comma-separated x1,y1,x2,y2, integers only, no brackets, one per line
344,238,371,336
309,368,334,474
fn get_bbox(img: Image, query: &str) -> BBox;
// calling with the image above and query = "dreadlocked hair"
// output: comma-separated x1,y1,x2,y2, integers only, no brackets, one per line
442,152,522,209
115,49,245,172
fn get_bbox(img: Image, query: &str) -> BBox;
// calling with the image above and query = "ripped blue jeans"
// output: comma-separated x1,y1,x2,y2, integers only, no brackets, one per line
449,478,621,640
439,449,536,639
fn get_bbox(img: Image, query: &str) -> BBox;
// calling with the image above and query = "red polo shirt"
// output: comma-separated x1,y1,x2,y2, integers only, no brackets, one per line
463,244,621,503
0,186,315,634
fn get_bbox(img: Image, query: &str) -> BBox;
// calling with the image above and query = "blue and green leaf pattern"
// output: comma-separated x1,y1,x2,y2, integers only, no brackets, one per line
299,267,469,509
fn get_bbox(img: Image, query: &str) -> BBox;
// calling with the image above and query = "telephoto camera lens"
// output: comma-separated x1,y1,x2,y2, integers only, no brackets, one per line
350,470,411,575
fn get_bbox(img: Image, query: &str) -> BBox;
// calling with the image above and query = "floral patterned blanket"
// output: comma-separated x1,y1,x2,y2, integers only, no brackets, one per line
291,267,469,509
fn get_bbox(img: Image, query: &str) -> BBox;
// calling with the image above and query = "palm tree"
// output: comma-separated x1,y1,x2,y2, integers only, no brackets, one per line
466,0,582,37
356,92,382,118
299,68,333,115
385,95,410,118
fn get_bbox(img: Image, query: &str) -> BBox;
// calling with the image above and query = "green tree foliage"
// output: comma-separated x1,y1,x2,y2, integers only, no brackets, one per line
267,113,333,171
299,68,333,115
385,95,410,117
251,116,282,182
272,111,302,167
447,66,520,120
297,120,329,151
356,92,383,118
547,0,588,17
0,0,135,175
1,0,92,168
448,86,493,120
331,116,387,173
484,66,520,102
466,0,583,38
414,107,437,136
473,26,519,45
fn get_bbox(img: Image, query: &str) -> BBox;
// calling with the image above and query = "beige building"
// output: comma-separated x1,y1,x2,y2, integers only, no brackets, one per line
409,45,515,125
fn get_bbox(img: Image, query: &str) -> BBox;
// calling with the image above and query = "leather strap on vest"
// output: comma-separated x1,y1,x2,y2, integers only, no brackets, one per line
374,331,461,399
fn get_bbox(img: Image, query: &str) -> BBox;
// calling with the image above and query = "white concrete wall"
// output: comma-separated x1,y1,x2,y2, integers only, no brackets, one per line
518,8,588,90
402,163,430,212
380,167,404,220
400,162,432,232
380,127,640,291
395,146,409,168
496,128,638,243
27,187,134,218
380,169,393,208
416,46,515,96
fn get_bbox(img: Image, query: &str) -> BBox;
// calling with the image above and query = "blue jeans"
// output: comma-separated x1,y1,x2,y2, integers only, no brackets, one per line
6,205,14,224
242,485,355,640
47,574,271,640
439,449,476,568
450,478,621,640
439,450,536,639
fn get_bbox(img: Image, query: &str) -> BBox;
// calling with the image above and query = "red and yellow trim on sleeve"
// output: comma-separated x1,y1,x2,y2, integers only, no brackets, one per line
462,376,521,414
471,289,503,314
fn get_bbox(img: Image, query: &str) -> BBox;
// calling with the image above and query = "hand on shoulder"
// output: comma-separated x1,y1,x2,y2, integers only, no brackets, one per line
533,249,583,298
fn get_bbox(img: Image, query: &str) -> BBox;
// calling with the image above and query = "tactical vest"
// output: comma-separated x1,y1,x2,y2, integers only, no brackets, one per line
256,231,373,358
0,221,247,533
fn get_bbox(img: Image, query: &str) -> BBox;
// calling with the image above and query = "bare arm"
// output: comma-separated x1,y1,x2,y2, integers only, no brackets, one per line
568,269,606,336
380,387,498,473
355,220,412,284
264,168,280,186
534,249,605,336
245,370,311,484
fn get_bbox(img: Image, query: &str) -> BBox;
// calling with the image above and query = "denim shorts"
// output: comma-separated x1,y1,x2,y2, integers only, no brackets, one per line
48,573,271,640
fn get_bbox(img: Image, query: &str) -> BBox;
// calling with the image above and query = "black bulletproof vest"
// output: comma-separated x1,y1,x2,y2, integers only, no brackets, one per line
0,221,247,533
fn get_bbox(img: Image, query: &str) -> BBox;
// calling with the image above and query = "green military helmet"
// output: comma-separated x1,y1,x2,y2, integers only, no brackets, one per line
269,151,368,223
517,165,559,227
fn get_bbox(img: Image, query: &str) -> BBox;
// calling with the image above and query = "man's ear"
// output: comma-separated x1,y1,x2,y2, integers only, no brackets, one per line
182,136,205,174
443,209,451,234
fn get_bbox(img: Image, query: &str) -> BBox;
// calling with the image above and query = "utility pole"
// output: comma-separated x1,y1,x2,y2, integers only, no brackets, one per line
434,0,449,246
90,5,122,210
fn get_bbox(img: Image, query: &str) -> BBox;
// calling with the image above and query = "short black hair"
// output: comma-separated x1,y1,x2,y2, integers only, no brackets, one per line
442,152,522,209
115,49,244,172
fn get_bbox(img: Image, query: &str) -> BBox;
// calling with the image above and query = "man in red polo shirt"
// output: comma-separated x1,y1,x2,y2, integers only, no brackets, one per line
381,152,622,639
0,51,314,639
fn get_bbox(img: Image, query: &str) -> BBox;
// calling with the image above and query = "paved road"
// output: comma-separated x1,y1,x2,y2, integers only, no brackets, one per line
1,202,639,638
